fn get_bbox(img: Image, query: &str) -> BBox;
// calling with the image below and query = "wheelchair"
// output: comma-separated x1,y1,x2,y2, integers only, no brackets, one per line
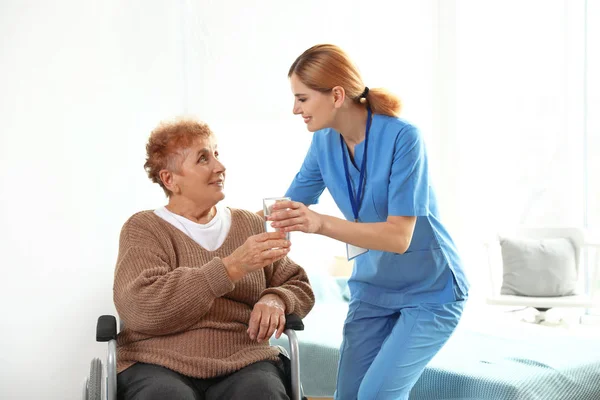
82,314,307,400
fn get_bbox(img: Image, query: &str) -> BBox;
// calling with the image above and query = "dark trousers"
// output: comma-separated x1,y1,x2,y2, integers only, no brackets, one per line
117,359,290,400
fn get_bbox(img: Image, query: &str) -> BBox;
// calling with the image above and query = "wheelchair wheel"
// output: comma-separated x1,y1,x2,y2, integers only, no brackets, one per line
87,358,103,400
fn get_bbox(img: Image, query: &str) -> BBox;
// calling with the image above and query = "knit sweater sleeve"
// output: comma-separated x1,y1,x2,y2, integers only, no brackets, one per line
233,209,315,318
113,214,235,336
260,255,315,319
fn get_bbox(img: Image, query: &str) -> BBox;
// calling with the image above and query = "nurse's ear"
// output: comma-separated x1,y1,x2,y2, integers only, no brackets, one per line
332,86,346,109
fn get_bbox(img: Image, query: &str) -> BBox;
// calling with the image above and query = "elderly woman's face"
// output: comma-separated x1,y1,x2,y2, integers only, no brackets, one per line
174,135,225,205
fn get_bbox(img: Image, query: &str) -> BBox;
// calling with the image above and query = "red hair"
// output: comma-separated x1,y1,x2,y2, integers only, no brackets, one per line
144,118,213,196
288,44,402,117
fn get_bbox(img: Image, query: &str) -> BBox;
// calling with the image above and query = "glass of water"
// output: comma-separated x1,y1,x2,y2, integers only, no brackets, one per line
263,196,291,240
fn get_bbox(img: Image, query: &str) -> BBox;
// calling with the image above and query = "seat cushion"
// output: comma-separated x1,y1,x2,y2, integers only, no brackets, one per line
500,237,577,297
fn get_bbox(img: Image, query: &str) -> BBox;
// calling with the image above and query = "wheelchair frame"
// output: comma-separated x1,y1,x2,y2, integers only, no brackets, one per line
83,314,306,400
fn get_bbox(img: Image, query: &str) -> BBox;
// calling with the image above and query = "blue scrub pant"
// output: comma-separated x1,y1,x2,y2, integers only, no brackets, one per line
334,298,465,400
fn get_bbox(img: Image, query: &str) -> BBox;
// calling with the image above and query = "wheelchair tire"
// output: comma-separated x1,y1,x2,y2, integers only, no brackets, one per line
87,358,103,400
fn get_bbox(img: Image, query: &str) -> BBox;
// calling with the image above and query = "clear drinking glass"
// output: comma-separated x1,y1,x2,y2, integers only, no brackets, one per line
263,196,291,240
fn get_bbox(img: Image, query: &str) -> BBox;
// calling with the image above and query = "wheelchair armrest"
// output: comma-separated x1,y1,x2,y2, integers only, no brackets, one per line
284,314,304,331
97,315,117,342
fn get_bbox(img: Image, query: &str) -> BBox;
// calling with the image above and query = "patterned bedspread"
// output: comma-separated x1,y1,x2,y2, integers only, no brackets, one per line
273,303,600,399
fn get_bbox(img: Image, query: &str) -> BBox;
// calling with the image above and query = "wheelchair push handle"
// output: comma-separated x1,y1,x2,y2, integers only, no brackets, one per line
96,315,117,342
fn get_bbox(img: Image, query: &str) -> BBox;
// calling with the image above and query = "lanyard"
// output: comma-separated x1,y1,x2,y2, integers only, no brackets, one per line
340,108,372,222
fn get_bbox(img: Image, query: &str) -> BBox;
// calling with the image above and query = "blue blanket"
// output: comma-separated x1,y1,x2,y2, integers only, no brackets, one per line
273,302,600,399
411,329,600,399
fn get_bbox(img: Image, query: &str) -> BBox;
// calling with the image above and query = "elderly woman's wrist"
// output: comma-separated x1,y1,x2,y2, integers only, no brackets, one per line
260,293,286,312
222,256,245,282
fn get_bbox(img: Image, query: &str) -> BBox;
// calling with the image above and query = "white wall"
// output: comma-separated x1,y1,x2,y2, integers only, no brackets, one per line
448,0,588,298
0,1,436,398
586,0,600,229
0,1,185,398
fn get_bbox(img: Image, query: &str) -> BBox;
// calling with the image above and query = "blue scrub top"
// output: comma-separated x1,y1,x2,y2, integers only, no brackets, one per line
285,114,470,308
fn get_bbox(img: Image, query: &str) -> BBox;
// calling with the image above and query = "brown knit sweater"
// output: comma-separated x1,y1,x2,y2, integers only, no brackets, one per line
113,208,315,378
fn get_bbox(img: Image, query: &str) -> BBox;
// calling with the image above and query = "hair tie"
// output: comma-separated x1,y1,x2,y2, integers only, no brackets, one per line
359,86,369,104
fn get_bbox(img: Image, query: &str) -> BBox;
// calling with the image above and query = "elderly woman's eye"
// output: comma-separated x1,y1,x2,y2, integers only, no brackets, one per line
214,152,220,158
198,155,207,163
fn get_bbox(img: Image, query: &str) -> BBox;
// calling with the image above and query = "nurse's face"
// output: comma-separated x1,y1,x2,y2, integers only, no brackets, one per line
290,73,336,132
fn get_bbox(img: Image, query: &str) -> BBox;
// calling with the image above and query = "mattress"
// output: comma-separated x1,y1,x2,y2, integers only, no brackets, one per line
272,303,600,399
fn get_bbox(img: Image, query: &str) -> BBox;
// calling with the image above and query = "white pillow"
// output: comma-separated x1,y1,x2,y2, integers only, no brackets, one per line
499,237,578,297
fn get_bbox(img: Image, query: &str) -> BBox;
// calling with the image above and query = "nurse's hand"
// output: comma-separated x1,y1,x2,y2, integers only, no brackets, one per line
268,200,323,234
247,294,286,342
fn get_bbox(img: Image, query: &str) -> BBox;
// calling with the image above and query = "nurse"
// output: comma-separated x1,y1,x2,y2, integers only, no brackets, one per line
267,44,470,400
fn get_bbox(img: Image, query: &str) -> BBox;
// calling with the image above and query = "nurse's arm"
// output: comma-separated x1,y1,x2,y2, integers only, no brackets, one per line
319,214,417,254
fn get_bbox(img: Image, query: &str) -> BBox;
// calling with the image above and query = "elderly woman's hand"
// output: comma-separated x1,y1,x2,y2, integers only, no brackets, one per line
247,294,286,342
267,200,324,234
222,232,291,282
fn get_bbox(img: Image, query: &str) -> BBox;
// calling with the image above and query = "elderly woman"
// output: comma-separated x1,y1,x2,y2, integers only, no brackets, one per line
113,118,315,400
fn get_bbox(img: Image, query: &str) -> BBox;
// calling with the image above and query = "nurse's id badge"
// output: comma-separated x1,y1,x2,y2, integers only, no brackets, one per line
346,243,369,261
341,107,373,262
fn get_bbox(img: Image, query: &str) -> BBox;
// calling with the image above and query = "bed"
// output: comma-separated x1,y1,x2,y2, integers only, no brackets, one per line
271,275,600,399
